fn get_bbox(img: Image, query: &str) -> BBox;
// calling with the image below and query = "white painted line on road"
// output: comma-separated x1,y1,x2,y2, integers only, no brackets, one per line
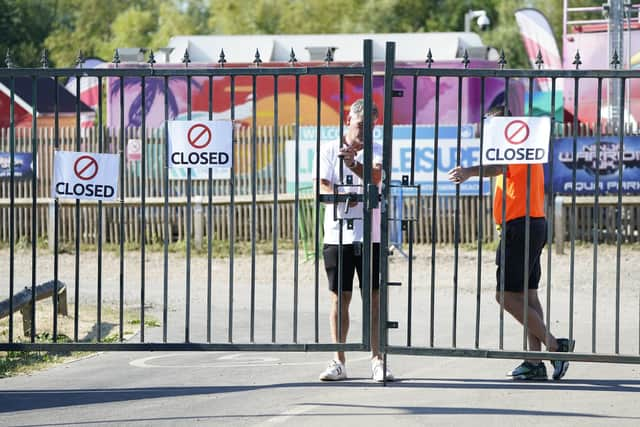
258,404,317,425
129,353,371,369
217,353,280,363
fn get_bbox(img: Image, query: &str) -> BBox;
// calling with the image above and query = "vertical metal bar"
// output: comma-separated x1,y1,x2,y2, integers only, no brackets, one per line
407,73,418,346
140,76,147,342
228,75,236,343
474,77,486,349
30,76,37,341
185,74,191,342
313,74,321,343
53,76,60,342
429,76,440,347
570,75,579,342
74,73,81,342
382,42,396,354
615,76,626,354
97,76,104,341
452,74,463,348
250,74,257,342
271,76,279,343
498,77,510,350
293,74,300,343
545,78,557,349
8,76,15,343
362,39,373,352
207,75,214,343
522,77,534,351
593,77,603,353
118,75,125,342
337,73,343,350
163,76,169,343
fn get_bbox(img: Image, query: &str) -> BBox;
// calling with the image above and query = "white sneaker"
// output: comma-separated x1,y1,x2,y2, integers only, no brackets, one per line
371,358,395,382
319,360,347,381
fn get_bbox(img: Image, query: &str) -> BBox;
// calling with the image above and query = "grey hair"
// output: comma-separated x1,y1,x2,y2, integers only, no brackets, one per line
349,98,379,120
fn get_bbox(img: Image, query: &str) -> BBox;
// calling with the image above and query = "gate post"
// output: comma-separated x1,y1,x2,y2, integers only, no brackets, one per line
379,40,397,356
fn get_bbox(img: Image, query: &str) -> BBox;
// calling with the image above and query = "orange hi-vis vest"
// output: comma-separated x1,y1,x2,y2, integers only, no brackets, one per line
493,164,545,225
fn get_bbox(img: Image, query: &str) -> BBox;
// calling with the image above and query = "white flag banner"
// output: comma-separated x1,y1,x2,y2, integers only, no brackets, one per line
167,120,233,169
515,8,564,91
482,116,551,165
52,151,119,201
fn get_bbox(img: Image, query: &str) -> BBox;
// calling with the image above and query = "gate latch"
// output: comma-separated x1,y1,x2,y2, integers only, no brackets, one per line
366,184,378,210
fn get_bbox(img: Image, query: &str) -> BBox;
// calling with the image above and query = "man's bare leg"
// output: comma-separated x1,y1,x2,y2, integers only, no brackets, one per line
497,290,558,363
330,291,352,364
371,289,380,359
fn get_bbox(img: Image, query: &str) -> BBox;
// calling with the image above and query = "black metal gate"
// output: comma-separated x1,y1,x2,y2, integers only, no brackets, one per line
0,42,377,352
379,41,640,365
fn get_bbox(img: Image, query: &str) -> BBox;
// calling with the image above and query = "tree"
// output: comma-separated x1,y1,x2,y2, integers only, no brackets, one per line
44,0,209,66
0,0,59,67
44,0,135,66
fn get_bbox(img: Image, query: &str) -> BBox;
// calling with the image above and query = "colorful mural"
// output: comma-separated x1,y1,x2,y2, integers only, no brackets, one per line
106,61,521,129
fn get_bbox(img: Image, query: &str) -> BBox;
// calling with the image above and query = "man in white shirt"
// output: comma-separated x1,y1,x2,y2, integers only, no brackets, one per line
314,99,393,382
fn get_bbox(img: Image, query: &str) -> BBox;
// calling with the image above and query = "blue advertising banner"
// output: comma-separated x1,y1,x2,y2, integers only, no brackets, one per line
286,125,490,195
548,137,640,194
0,152,34,180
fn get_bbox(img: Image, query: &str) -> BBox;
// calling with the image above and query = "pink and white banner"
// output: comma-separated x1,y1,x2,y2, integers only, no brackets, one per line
515,8,563,91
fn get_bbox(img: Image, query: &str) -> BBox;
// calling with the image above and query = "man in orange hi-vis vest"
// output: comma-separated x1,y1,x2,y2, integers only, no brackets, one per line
448,105,574,381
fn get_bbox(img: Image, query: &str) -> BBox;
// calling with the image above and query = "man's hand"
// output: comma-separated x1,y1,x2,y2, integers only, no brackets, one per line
448,166,471,184
338,145,358,168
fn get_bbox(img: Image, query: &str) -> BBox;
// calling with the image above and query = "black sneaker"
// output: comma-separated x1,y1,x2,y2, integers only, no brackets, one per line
551,338,575,380
507,361,548,380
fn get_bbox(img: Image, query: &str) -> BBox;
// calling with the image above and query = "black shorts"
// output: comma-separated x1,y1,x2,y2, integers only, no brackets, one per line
495,217,547,292
323,243,380,293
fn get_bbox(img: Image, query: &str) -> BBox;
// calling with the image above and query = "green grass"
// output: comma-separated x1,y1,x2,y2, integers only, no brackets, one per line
0,308,159,378
128,318,161,328
0,333,76,378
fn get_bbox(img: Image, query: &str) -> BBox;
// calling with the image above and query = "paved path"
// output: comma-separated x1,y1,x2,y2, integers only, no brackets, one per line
2,347,640,426
2,246,640,425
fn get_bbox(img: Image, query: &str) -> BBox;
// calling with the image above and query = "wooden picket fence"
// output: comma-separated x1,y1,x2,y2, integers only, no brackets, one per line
0,122,639,246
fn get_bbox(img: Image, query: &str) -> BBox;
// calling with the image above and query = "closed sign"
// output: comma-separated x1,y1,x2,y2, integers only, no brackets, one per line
482,116,551,165
168,121,233,169
52,151,119,201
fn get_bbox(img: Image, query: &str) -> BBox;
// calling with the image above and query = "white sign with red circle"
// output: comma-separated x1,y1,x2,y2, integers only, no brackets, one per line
482,116,551,165
168,120,233,169
127,139,142,162
52,151,119,201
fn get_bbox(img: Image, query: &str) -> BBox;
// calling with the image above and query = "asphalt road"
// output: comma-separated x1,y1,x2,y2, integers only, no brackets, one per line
2,245,640,426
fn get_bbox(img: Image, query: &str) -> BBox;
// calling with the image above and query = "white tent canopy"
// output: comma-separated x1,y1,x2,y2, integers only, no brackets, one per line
164,32,496,64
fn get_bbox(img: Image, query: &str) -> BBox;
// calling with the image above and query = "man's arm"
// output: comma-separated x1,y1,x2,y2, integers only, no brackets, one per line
317,178,333,196
448,164,504,184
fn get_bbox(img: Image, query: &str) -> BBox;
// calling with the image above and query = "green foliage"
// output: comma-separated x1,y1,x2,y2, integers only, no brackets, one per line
1,0,564,70
128,317,161,327
0,0,59,67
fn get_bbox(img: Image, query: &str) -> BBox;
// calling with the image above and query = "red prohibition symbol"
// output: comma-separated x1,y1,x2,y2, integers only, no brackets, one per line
74,155,98,181
187,123,212,149
504,120,530,145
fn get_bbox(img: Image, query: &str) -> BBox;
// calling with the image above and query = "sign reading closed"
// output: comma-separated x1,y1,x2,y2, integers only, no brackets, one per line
52,151,119,201
482,116,551,165
168,121,233,169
